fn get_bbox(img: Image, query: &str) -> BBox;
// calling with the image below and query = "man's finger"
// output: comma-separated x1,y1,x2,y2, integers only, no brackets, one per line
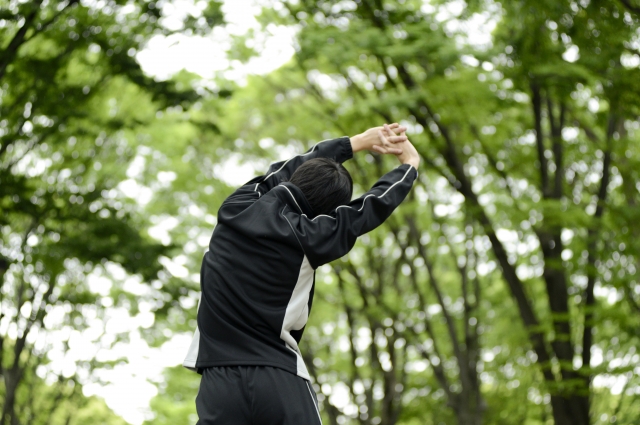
391,126,406,135
372,144,403,155
379,124,397,136
380,123,407,136
387,135,407,143
378,130,389,143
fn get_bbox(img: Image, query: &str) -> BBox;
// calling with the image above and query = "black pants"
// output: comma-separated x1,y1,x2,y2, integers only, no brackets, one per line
196,366,323,425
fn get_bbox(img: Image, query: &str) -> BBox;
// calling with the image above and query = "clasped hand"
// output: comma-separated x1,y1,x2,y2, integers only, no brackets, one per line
351,123,421,169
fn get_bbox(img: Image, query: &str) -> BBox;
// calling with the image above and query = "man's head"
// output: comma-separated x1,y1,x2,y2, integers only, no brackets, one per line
289,158,353,217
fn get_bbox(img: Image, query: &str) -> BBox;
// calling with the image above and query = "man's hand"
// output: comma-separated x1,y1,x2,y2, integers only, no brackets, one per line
350,123,407,154
374,123,420,169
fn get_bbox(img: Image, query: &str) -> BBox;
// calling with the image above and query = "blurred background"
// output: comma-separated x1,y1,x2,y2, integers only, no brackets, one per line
1,0,640,424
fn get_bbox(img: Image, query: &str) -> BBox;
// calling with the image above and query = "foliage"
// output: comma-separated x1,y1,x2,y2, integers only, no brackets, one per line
4,0,640,425
0,365,128,425
0,0,221,423
146,1,640,425
142,366,200,425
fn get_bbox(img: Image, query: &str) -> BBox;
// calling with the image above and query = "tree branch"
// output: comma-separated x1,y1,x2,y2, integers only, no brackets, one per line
0,0,44,81
531,82,550,197
581,113,615,373
618,0,640,14
396,64,556,384
548,98,565,198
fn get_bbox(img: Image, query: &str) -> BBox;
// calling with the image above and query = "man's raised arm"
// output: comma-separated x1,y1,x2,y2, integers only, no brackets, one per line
283,128,421,268
253,124,408,195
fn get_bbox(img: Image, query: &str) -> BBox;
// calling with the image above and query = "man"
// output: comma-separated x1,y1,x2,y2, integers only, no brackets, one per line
184,123,420,424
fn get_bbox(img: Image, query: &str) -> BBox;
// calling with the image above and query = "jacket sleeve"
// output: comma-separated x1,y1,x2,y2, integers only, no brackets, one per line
220,137,353,208
283,164,418,269
254,136,353,195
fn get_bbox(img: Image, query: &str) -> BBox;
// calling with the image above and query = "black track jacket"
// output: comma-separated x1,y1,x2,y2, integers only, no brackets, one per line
183,137,418,380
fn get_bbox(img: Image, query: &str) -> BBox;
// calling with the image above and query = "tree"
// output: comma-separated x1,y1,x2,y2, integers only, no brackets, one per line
0,1,222,423
261,1,640,424
140,1,640,424
143,366,200,425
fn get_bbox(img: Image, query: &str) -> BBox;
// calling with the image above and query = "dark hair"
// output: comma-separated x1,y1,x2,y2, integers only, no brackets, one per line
289,158,353,216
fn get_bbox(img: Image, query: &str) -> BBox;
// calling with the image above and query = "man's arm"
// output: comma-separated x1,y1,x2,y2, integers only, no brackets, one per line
255,124,408,195
284,135,421,269
253,136,352,196
284,163,418,268
217,137,349,211
225,124,408,203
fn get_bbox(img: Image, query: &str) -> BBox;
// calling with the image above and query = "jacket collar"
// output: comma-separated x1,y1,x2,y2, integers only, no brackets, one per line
276,182,315,216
